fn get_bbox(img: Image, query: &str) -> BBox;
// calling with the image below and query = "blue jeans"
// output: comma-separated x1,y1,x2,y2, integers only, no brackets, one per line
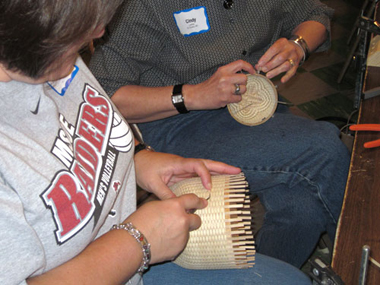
143,253,311,284
139,107,350,267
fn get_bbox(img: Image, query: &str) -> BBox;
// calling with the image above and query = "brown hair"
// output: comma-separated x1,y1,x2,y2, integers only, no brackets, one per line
0,0,123,78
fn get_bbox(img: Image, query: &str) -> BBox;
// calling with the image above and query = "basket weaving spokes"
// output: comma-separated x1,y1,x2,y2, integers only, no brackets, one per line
170,173,255,270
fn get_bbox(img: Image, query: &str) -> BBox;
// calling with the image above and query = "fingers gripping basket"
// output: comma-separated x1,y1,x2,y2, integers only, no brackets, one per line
170,173,255,270
228,74,278,126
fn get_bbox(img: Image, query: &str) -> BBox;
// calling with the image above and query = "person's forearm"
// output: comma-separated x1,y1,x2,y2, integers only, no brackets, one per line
111,59,256,123
27,227,142,284
291,21,327,53
112,85,181,123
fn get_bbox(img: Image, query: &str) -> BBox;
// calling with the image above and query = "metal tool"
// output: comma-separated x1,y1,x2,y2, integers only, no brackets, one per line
359,245,371,285
308,257,344,285
337,0,380,109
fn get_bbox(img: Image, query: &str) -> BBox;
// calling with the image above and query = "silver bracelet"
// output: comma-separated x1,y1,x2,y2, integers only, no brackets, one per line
289,35,310,66
111,222,151,274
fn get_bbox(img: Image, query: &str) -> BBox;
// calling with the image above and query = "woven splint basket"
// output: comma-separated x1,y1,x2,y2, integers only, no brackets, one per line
228,74,278,126
170,173,255,270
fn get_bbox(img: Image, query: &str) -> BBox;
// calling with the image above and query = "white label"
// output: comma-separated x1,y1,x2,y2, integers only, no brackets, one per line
173,6,210,37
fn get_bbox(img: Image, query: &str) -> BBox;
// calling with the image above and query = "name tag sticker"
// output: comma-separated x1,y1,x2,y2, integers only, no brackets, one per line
173,6,210,37
47,65,79,96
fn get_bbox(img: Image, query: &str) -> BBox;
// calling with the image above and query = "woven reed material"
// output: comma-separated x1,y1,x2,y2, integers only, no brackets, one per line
228,74,278,126
170,173,255,270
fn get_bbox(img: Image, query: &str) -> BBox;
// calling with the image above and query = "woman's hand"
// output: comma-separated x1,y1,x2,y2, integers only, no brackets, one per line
256,21,328,84
27,193,208,285
125,193,208,264
184,60,256,110
134,151,241,200
255,37,303,84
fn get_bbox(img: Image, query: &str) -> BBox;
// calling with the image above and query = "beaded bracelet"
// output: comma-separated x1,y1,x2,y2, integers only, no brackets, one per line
111,222,151,274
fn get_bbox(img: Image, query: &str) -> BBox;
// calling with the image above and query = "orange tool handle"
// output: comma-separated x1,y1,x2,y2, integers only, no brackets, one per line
350,124,380,131
349,124,380,148
363,139,380,148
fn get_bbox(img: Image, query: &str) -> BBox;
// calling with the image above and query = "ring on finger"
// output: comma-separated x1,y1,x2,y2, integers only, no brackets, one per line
287,58,295,67
234,83,241,95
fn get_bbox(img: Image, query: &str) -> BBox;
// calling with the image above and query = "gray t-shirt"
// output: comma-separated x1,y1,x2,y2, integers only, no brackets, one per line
0,58,141,285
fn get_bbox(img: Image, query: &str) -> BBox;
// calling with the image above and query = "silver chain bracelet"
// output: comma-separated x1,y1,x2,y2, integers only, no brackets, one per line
111,222,151,274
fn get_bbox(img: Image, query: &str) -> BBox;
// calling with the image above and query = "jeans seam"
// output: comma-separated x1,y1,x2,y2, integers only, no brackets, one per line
244,167,338,224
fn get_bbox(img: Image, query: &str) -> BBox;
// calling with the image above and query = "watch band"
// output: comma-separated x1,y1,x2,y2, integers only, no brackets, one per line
134,143,154,155
289,35,310,65
171,84,189,114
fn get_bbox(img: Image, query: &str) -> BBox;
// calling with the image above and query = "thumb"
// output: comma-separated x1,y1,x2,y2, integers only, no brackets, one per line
152,180,177,200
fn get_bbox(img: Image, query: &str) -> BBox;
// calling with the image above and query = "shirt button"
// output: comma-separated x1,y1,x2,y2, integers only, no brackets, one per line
223,0,234,9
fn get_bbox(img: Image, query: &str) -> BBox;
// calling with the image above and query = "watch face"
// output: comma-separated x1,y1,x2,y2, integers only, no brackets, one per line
172,94,184,104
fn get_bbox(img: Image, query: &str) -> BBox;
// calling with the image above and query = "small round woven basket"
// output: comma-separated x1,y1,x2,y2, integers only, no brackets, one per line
228,74,278,126
170,173,255,270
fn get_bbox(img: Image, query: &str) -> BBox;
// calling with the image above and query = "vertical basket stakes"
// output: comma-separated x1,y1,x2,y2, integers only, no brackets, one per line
170,173,255,270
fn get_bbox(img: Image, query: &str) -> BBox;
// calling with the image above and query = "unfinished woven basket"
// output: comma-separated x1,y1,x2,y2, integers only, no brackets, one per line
228,74,278,126
170,173,255,270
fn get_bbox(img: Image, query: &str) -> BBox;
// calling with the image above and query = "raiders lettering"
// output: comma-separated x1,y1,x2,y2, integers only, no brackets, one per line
42,84,131,244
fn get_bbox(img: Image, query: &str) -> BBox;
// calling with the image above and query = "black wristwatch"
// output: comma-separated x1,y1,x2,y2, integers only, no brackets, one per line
134,143,154,155
171,84,189,114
